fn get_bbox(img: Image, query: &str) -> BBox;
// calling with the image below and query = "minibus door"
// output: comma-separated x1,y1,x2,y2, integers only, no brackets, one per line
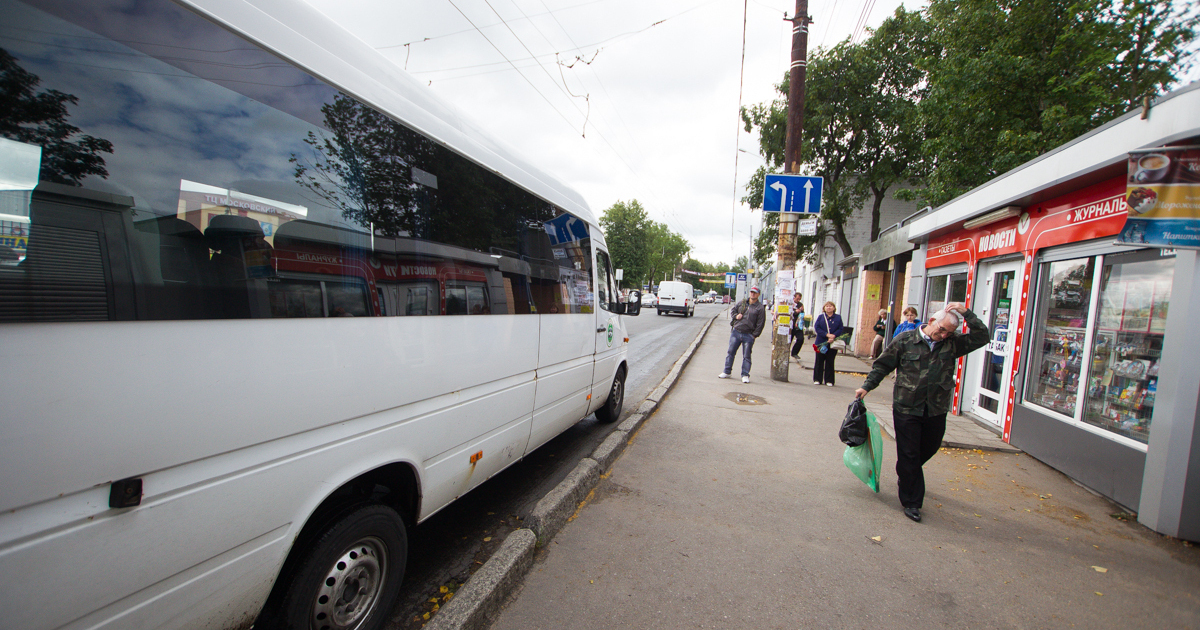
589,248,622,415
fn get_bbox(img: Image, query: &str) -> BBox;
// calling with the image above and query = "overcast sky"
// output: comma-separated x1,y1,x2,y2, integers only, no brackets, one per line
297,0,924,265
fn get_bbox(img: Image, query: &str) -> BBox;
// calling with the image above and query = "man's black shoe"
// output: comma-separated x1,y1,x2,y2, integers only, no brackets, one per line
904,507,921,522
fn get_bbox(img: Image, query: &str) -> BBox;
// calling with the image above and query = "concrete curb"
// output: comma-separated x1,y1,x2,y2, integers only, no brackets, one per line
616,412,647,435
423,529,536,630
943,438,1023,454
425,310,722,629
526,458,601,545
591,430,629,472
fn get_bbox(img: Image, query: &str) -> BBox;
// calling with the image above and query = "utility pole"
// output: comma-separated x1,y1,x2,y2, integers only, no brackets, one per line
771,0,811,382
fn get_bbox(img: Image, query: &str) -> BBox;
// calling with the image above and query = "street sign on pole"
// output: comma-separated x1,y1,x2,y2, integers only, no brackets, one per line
763,174,823,214
724,272,736,288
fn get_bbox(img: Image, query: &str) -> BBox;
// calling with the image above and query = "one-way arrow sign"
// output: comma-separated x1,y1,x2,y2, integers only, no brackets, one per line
762,174,823,214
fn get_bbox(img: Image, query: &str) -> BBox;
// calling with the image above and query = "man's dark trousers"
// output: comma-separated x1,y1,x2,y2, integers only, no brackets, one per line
892,410,947,509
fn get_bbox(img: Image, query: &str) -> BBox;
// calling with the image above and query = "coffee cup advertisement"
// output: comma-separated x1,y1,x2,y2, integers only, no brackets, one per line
1117,146,1200,249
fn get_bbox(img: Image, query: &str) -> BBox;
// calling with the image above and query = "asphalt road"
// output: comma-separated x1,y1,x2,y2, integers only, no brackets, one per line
388,303,727,629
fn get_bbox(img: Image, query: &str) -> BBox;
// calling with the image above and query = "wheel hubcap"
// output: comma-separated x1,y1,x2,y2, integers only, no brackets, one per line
312,536,387,630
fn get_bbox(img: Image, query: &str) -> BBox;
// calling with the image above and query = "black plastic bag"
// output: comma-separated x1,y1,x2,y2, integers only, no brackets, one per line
839,399,869,446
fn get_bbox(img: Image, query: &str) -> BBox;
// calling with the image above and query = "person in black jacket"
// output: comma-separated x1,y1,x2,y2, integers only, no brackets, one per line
720,286,766,383
871,309,889,359
812,301,843,386
789,293,807,359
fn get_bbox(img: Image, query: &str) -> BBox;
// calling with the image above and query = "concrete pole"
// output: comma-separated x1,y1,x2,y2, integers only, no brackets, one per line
771,0,810,382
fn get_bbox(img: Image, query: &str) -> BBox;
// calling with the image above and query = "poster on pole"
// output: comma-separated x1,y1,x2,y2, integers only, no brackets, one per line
1117,146,1200,248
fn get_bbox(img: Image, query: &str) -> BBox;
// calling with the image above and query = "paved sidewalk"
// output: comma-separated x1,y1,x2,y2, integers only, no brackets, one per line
488,320,1200,630
794,340,1018,453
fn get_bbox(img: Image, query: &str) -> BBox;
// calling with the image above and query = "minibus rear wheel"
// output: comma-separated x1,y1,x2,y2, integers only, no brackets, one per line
595,368,625,423
273,504,407,630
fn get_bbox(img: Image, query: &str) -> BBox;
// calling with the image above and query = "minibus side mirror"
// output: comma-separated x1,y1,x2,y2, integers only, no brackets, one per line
624,290,642,316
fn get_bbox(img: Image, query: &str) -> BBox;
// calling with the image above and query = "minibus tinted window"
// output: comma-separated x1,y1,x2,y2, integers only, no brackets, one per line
0,0,593,321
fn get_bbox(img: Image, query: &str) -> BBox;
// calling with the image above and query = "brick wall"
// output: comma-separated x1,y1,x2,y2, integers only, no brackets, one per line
854,269,890,357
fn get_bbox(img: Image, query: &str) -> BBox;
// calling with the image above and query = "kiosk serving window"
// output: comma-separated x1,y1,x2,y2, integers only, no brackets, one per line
1024,249,1174,445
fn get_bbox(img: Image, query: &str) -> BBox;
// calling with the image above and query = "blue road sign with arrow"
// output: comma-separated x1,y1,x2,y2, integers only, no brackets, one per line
762,174,823,214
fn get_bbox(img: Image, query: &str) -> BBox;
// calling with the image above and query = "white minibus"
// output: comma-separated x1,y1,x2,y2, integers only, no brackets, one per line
0,1,642,628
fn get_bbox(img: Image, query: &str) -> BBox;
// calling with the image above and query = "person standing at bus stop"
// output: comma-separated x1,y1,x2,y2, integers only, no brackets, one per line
720,286,766,384
812,301,843,386
789,292,806,360
854,303,989,523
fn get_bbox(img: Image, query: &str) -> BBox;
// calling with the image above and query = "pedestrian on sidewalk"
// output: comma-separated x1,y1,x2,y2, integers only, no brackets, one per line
812,301,843,386
720,286,766,384
871,309,889,358
893,306,920,338
854,303,989,523
790,292,806,360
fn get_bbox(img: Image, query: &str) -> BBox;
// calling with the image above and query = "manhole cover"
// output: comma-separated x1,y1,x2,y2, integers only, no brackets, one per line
724,392,768,405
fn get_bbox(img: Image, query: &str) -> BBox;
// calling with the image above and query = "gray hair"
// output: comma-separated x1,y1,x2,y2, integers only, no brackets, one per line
931,309,962,329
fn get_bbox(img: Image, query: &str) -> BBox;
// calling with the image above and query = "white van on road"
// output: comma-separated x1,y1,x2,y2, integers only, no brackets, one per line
656,280,696,317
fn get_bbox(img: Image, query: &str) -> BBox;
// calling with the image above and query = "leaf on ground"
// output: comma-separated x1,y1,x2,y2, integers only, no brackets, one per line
1095,592,1103,596
1092,566,1108,573
871,536,882,542
483,537,492,542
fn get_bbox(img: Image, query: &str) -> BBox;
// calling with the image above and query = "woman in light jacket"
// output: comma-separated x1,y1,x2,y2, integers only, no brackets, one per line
812,301,843,386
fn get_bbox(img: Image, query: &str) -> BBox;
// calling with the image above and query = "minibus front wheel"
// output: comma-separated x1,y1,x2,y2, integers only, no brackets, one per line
271,503,407,630
595,367,625,423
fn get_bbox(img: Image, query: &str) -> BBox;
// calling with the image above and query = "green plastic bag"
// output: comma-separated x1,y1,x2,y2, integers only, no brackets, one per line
843,409,883,492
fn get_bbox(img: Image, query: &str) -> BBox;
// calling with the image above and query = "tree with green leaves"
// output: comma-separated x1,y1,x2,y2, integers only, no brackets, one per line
599,199,650,286
644,221,691,287
0,49,113,186
915,0,1197,206
742,8,931,259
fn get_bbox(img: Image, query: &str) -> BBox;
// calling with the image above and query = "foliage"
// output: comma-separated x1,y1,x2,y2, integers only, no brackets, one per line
742,0,1197,250
599,199,690,288
0,48,113,186
916,0,1197,206
644,221,691,286
742,9,930,259
600,199,651,286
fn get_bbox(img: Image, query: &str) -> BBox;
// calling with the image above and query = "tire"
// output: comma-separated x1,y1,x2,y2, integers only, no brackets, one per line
595,368,625,423
268,504,407,630
657,309,663,316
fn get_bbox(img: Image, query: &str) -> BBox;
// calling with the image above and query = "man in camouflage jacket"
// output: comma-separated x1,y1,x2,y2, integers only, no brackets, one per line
855,302,989,523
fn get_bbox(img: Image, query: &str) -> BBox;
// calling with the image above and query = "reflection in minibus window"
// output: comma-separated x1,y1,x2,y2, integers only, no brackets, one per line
467,285,488,314
406,285,433,316
446,287,466,315
328,282,368,317
270,280,323,318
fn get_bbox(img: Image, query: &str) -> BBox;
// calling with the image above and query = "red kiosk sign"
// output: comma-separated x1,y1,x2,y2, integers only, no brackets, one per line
924,176,1129,439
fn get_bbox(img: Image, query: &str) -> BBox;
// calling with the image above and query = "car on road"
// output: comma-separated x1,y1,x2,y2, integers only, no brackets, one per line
641,293,658,306
722,295,731,304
